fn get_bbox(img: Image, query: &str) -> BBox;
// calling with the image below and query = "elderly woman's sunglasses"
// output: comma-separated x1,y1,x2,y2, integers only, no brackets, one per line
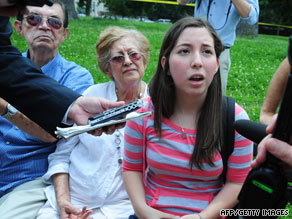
108,52,144,64
24,14,63,30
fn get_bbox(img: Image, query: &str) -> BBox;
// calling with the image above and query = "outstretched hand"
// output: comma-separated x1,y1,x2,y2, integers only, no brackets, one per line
251,114,292,168
58,198,80,219
68,206,93,219
68,96,125,136
59,199,92,219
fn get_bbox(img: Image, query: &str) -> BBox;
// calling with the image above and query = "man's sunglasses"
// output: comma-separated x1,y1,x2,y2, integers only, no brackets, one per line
24,14,63,30
108,52,144,64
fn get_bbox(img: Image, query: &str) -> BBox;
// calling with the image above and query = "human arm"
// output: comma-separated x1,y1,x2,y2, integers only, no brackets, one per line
53,173,81,219
44,134,93,218
233,0,259,25
231,0,252,18
0,97,6,115
182,104,253,219
1,56,123,136
182,104,252,219
177,0,192,5
68,96,124,125
52,173,93,219
0,38,81,135
0,18,124,136
43,136,79,184
122,110,177,219
252,114,292,168
181,181,242,219
187,105,253,218
123,171,177,219
0,98,56,142
122,119,161,219
260,57,290,125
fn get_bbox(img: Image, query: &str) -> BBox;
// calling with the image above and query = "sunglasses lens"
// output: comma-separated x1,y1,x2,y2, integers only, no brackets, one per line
25,14,62,29
26,14,41,26
111,56,124,64
109,52,142,64
48,17,62,29
129,52,142,61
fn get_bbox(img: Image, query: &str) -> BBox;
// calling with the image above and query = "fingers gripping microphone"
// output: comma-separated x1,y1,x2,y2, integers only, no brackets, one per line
235,119,288,217
234,120,267,144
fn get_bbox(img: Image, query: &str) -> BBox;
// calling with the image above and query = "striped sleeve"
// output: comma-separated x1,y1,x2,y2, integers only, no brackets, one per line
226,103,253,182
122,99,150,172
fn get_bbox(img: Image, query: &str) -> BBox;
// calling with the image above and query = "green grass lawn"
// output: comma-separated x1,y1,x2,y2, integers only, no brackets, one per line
10,16,291,218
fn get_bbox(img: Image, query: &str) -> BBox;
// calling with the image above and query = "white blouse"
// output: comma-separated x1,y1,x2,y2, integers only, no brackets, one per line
43,81,148,218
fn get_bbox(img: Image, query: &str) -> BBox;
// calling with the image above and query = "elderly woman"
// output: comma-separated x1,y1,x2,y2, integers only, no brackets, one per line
36,26,150,219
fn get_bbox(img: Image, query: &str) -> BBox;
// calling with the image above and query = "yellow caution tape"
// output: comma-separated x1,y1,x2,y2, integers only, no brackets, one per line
131,0,194,7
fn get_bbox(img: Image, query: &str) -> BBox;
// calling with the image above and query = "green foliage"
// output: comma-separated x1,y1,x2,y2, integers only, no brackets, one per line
229,34,288,121
259,0,292,25
100,0,193,22
78,0,92,16
100,0,131,18
10,17,289,123
146,3,193,23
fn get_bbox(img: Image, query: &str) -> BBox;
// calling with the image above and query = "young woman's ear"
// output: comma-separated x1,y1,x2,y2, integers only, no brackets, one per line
161,56,166,70
161,56,171,75
215,59,220,73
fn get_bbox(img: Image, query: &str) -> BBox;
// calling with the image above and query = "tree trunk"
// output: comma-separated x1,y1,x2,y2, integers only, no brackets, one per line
86,0,92,16
236,20,258,38
60,0,79,20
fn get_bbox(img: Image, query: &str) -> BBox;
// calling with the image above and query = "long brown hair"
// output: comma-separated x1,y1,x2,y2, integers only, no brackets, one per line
149,17,224,170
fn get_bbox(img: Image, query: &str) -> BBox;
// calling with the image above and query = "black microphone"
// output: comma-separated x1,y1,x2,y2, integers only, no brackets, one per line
234,120,267,144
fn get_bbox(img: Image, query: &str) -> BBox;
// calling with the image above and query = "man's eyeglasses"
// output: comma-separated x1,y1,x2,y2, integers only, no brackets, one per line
108,52,144,64
24,14,63,30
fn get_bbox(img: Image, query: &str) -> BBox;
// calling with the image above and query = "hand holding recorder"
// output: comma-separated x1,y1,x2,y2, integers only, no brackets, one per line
235,35,292,217
252,115,292,168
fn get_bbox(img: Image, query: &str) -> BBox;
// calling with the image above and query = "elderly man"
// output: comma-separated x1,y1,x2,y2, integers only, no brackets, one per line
0,1,123,138
0,1,94,218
